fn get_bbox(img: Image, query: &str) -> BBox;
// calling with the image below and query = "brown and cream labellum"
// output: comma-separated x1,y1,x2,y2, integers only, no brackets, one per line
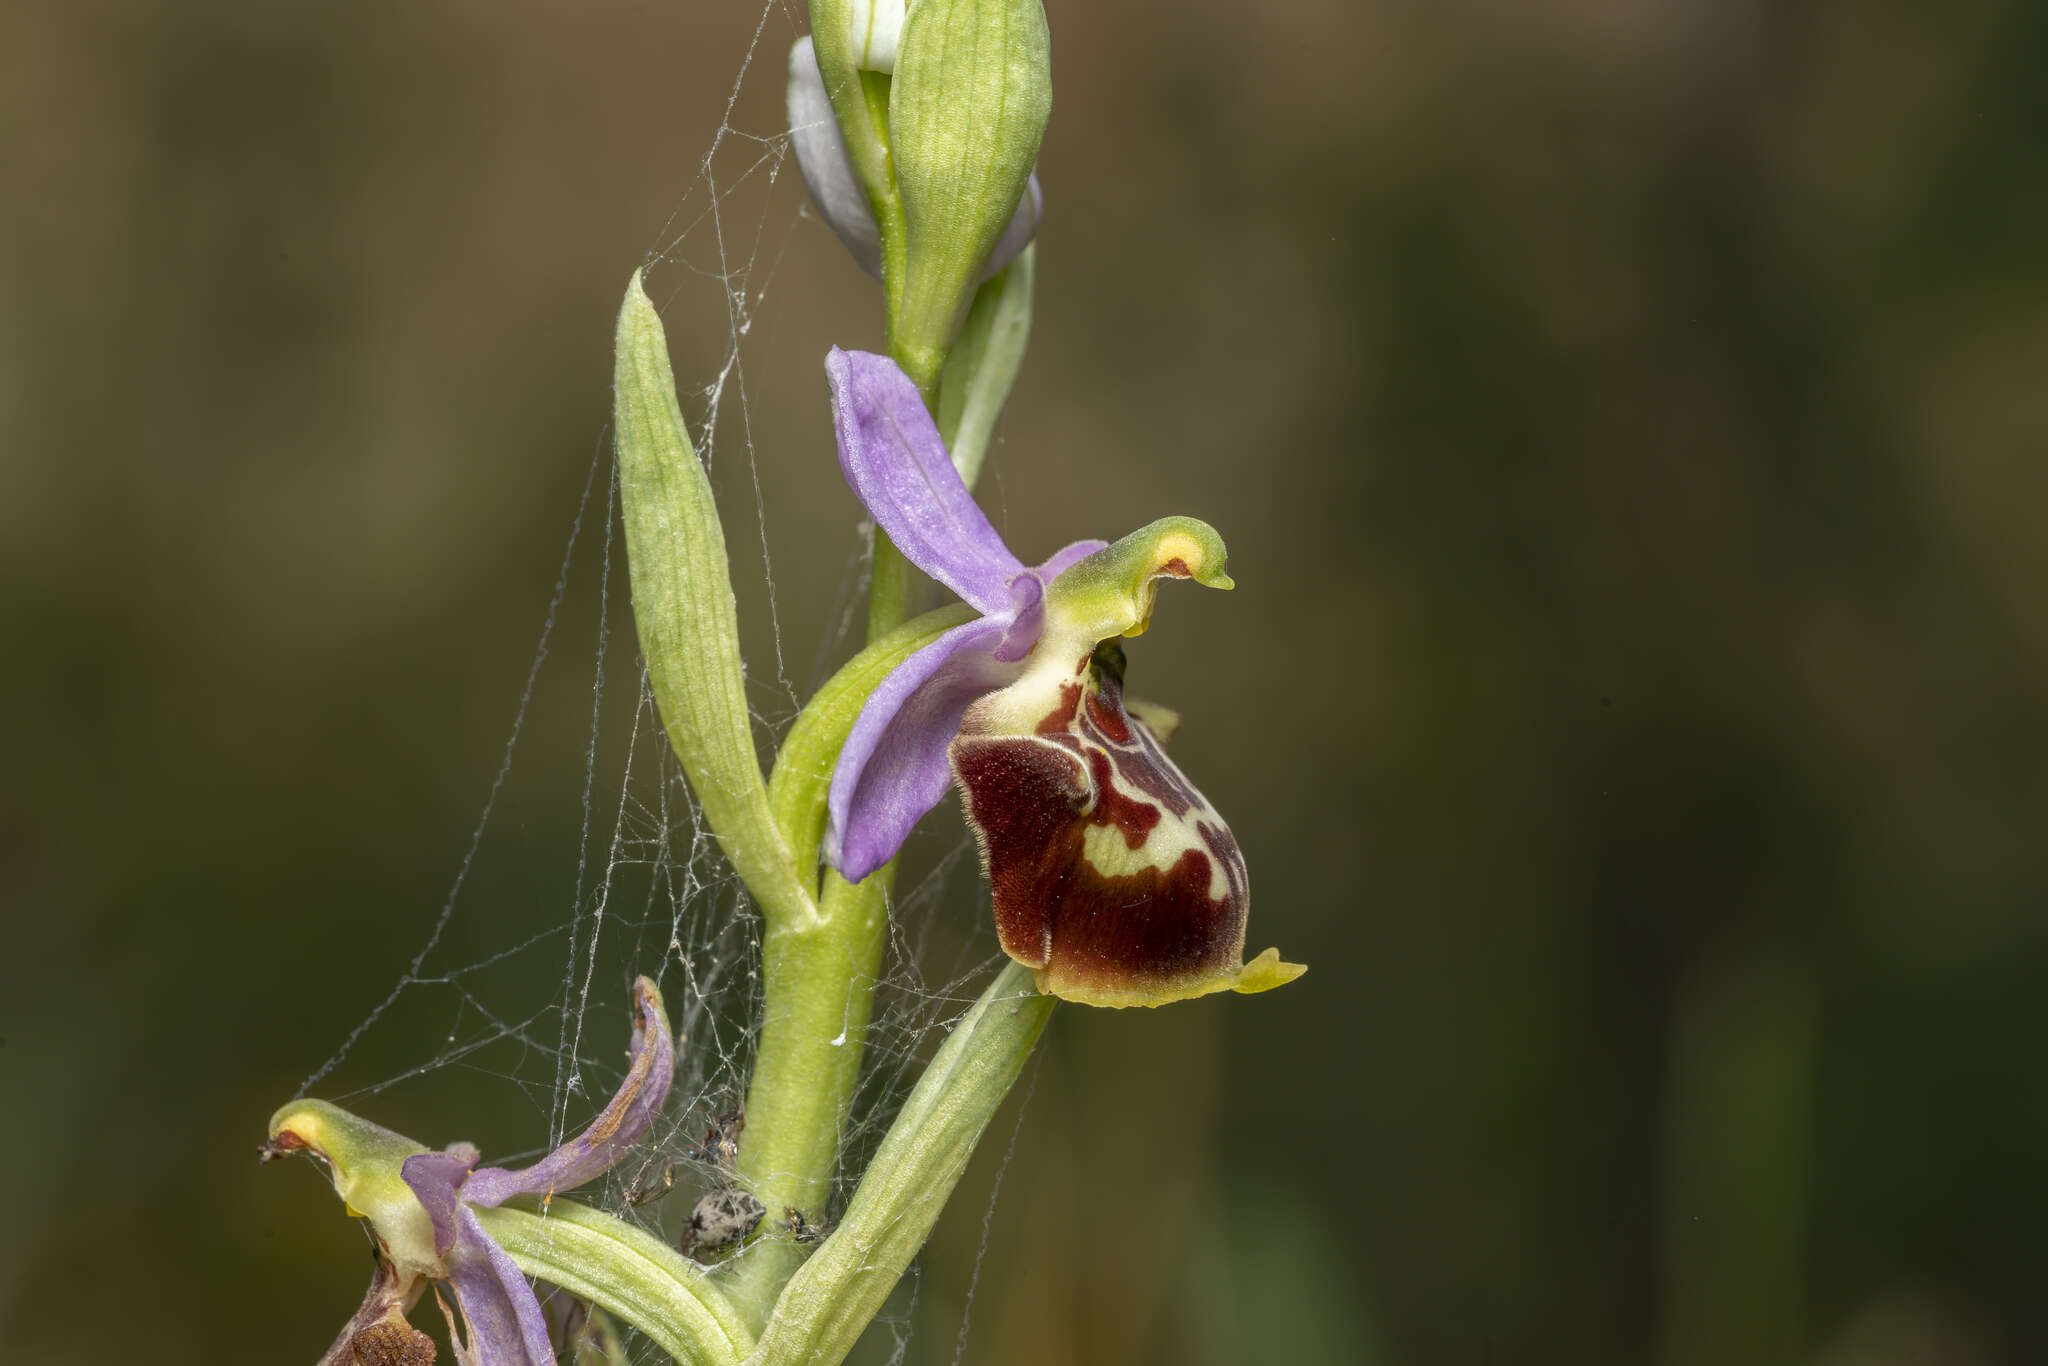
951,642,1253,1007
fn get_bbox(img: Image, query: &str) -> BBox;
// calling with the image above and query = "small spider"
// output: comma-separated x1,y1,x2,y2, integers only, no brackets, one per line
684,1187,765,1259
686,1106,746,1170
784,1205,826,1246
624,1106,746,1207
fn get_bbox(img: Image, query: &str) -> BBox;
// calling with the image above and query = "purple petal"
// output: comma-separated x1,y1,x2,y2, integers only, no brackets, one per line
442,1205,556,1366
1036,537,1109,582
984,174,1044,280
992,542,1103,662
828,348,1023,613
991,573,1043,664
827,615,1019,880
463,977,675,1208
400,1148,475,1257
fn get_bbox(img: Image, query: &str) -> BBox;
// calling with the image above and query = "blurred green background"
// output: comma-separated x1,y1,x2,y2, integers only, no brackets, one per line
4,0,2045,1362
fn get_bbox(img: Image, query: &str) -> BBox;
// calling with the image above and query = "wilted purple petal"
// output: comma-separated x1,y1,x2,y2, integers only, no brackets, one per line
827,614,1017,881
441,1207,555,1366
463,978,674,1208
828,348,1023,613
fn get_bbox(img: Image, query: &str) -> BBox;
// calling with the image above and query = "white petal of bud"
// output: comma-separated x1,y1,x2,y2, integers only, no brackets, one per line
788,36,884,278
850,0,907,73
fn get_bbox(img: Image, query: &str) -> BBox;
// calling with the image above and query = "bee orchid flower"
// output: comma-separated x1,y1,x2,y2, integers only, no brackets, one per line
263,977,676,1364
823,349,1303,1007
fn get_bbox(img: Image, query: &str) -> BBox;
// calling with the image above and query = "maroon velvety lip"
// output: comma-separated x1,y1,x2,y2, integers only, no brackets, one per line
952,643,1248,999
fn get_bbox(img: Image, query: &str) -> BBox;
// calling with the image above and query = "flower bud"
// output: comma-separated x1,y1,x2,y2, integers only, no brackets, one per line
788,37,1043,288
886,0,1051,381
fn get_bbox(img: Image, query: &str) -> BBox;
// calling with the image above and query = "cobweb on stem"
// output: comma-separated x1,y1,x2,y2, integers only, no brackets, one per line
290,5,1025,1360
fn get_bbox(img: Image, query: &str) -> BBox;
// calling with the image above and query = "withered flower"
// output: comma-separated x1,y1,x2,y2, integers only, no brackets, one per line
264,978,676,1363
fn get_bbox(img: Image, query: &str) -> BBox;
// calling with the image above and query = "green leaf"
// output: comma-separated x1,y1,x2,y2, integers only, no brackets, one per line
937,244,1035,492
476,1199,754,1366
748,962,1054,1365
614,273,817,932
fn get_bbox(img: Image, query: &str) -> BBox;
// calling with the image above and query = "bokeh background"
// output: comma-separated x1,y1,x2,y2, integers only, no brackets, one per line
5,0,2045,1362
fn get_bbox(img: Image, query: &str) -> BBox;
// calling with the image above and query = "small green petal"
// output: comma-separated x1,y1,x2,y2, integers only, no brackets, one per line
1042,515,1233,647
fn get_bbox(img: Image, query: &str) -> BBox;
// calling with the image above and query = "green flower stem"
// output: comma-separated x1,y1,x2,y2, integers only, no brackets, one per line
474,1198,753,1366
865,535,913,641
724,21,1042,1326
726,603,971,1329
732,353,966,1329
616,272,818,933
728,868,890,1328
748,962,1054,1365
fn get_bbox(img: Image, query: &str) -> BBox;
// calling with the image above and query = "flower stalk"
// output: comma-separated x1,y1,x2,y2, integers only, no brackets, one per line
271,0,1302,1357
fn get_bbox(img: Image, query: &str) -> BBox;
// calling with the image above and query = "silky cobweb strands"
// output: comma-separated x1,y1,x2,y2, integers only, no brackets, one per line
298,6,1026,1360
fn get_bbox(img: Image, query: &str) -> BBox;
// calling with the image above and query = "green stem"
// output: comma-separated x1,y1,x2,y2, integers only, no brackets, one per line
865,536,912,641
725,604,968,1328
748,962,1054,1365
731,319,958,1329
727,869,890,1327
475,1199,754,1366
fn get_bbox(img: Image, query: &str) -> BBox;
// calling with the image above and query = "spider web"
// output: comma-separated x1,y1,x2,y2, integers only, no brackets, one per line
292,6,1018,1360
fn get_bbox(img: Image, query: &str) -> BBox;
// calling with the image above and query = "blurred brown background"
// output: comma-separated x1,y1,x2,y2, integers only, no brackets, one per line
4,0,2045,1362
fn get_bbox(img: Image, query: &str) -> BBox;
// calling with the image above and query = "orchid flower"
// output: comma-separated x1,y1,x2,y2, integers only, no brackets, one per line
264,977,676,1365
823,350,1303,1007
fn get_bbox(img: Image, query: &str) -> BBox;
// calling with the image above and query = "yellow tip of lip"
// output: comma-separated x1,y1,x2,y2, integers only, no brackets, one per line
1039,948,1306,1008
1230,947,1306,995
